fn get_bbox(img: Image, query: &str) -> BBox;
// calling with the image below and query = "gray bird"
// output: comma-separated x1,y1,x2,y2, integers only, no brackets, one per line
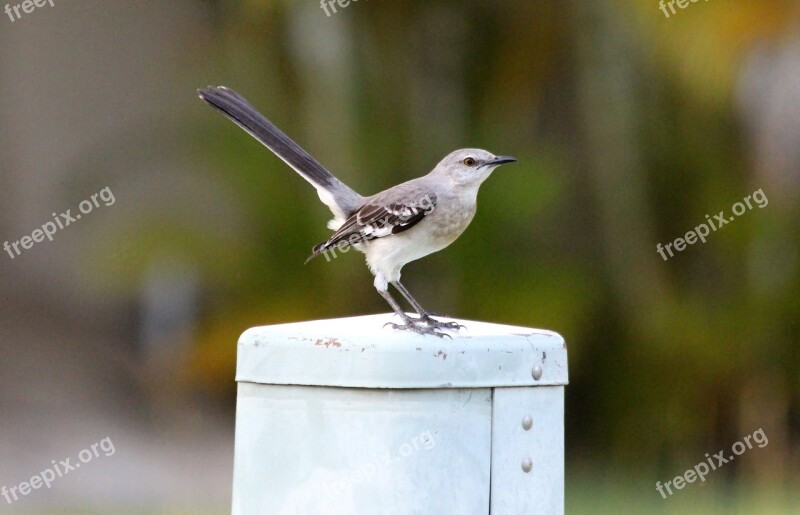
198,86,516,337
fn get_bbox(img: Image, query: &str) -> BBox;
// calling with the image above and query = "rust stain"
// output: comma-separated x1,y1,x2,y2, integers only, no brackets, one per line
314,338,342,348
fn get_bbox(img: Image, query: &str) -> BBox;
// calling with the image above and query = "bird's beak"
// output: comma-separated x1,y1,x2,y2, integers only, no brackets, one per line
486,156,517,167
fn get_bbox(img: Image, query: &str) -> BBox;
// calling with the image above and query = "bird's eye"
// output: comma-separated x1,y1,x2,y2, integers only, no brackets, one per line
463,157,477,167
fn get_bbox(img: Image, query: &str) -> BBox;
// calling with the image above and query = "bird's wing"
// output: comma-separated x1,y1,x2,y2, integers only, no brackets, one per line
307,192,437,260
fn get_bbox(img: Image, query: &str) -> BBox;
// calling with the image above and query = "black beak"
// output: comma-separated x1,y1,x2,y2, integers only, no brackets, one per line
486,156,517,167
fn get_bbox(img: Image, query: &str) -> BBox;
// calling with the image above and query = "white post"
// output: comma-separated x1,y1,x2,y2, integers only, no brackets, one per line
232,314,568,515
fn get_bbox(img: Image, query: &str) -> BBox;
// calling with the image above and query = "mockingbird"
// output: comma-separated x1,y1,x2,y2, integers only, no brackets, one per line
198,86,516,337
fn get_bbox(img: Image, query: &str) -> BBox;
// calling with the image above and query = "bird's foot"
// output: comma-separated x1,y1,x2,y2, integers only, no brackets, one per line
417,315,466,331
384,320,451,339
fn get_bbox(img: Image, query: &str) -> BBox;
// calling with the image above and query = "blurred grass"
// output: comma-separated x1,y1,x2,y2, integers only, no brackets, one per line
568,475,800,514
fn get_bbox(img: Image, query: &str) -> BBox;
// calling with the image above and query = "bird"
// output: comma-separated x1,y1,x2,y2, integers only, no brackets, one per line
198,86,516,337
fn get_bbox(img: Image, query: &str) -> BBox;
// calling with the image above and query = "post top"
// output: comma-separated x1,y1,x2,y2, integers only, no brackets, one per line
236,313,568,389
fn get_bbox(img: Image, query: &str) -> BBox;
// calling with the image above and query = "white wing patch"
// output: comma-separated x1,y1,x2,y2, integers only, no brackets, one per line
361,224,394,239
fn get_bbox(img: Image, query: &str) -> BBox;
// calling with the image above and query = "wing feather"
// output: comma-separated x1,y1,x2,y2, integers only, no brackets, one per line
307,193,437,261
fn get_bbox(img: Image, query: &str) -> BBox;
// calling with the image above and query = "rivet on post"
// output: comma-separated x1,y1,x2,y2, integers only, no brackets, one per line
522,416,533,431
521,457,533,473
531,364,543,381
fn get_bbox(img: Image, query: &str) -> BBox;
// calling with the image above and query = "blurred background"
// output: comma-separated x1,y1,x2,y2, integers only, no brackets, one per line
1,0,799,513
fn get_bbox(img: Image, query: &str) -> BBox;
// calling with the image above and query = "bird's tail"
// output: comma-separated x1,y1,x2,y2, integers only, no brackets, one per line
197,86,363,219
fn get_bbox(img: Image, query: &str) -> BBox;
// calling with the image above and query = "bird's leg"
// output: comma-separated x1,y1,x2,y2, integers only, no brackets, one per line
391,281,465,331
378,289,448,338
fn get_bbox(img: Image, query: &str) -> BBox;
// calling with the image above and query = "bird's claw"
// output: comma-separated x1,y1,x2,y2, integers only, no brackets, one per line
418,316,466,331
384,321,451,338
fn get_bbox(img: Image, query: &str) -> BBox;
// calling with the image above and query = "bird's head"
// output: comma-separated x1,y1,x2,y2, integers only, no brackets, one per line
434,148,516,187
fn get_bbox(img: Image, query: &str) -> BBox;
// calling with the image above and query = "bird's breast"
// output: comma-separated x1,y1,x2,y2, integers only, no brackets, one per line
426,201,477,246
